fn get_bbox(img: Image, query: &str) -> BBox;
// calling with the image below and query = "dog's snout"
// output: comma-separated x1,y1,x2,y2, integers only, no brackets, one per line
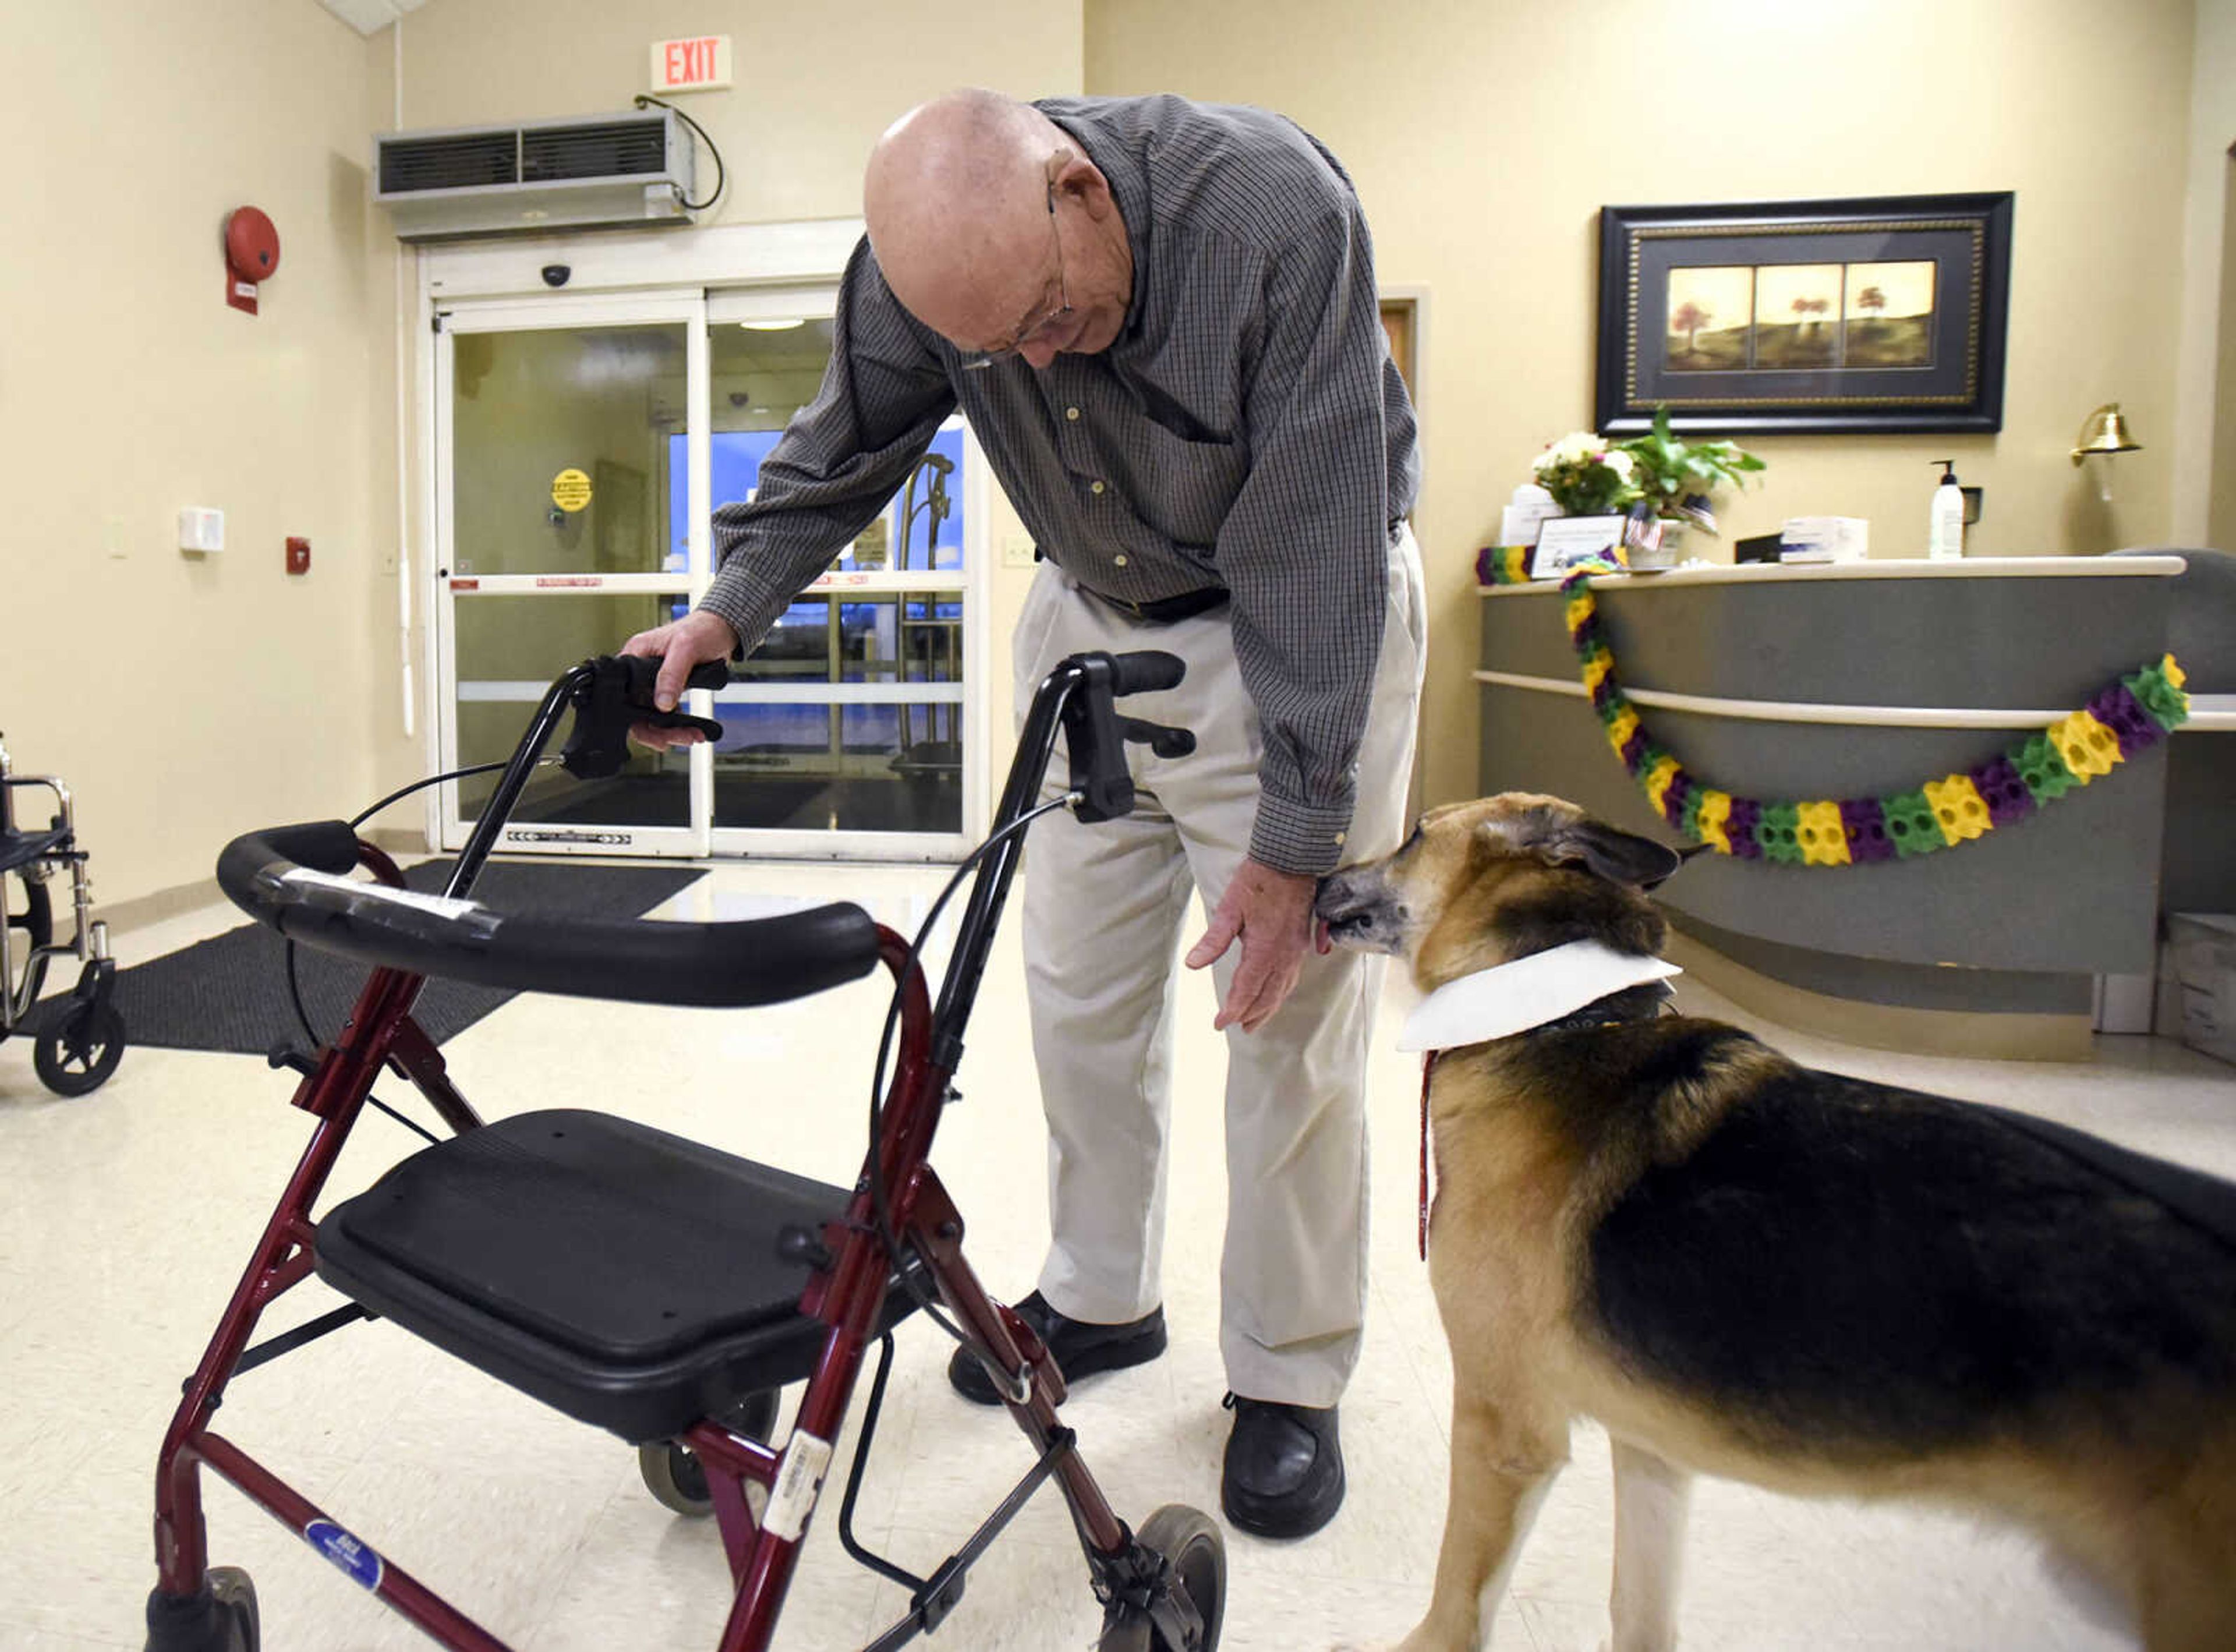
1314,867,1402,953
1313,869,1364,922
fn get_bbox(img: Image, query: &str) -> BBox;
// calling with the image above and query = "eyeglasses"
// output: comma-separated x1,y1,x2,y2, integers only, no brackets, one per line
960,161,1073,370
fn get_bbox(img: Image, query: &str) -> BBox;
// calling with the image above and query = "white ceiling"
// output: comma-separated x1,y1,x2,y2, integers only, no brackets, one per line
314,0,429,36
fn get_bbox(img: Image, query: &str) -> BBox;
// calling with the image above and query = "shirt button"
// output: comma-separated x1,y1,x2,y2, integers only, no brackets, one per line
1114,555,1128,567
1066,406,1080,421
1090,480,1106,495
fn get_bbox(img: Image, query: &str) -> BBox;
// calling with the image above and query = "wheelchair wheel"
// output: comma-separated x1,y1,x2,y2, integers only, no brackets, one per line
1098,1504,1226,1651
637,1388,781,1517
34,997,125,1096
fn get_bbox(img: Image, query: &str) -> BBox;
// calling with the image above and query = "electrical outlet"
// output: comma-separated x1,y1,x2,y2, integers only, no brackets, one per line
1000,533,1037,569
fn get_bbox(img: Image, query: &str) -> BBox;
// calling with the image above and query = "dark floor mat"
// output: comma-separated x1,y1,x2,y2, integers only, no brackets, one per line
41,859,703,1056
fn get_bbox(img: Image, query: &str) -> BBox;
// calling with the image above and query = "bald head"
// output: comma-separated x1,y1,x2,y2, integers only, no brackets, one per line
865,90,1092,356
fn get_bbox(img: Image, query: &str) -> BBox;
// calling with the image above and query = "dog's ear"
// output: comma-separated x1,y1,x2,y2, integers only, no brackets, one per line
1522,808,1685,889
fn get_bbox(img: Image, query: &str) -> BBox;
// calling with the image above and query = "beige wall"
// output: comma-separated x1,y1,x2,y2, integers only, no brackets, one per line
0,0,1077,907
1087,0,2200,814
1,1,381,903
5,0,2214,904
2176,0,2236,542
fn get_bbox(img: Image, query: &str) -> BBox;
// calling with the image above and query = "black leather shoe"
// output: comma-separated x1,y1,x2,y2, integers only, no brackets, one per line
946,1291,1167,1406
1220,1393,1343,1538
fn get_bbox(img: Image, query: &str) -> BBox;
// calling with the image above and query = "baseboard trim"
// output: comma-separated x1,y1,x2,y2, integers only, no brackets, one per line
1664,931,2096,1062
97,879,225,938
93,827,429,940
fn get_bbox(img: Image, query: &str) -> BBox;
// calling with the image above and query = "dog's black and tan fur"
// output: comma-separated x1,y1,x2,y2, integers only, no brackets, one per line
1317,794,2236,1652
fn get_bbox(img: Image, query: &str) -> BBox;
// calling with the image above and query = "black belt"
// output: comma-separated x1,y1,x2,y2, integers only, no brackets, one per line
1085,586,1231,624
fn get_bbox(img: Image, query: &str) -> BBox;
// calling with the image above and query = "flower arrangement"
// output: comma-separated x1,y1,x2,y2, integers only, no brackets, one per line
1530,431,1640,517
1615,406,1765,532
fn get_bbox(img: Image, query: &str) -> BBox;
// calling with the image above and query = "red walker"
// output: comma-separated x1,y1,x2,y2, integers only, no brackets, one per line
144,649,1225,1652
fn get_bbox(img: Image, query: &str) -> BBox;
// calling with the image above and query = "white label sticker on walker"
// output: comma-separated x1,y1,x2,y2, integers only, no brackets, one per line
763,1431,834,1542
305,1519,385,1590
280,867,483,923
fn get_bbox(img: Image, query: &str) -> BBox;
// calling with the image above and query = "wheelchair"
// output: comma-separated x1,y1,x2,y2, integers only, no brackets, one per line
1,730,126,1095
145,648,1226,1652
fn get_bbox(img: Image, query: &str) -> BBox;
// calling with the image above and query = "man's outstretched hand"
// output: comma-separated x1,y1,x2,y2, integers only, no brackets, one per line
619,609,739,750
1184,857,1333,1034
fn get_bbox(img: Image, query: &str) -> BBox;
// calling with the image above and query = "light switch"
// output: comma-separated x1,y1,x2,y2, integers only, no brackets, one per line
178,507,225,554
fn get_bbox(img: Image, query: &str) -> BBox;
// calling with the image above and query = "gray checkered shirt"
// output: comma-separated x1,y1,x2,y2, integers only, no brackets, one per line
702,94,1418,875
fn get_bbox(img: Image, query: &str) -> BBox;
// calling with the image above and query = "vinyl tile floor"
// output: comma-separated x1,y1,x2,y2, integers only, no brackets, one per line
3,857,2233,1652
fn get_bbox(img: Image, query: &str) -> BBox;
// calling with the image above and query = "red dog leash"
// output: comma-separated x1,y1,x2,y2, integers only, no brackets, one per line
1418,1050,1439,1262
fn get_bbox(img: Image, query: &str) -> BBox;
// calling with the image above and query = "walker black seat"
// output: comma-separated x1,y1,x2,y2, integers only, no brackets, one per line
0,822,70,875
315,1109,919,1442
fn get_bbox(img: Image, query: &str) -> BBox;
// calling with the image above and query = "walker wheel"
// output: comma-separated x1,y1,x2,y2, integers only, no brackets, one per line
34,998,125,1096
209,1566,259,1652
1098,1504,1226,1651
144,1566,259,1652
637,1439,714,1516
637,1388,781,1517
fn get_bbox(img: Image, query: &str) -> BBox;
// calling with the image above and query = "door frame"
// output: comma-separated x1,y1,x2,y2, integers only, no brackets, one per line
413,218,992,862
429,288,711,858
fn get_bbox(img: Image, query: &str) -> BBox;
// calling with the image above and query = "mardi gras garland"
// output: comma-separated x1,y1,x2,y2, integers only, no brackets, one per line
1522,553,2191,865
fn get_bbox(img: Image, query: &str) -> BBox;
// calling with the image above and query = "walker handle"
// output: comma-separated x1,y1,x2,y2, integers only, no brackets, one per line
215,822,882,1010
618,653,732,701
1108,650,1185,696
562,653,727,779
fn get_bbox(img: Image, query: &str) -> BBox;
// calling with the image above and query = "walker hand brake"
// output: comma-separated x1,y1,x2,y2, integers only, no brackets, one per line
1061,652,1193,823
561,653,727,779
1118,717,1194,759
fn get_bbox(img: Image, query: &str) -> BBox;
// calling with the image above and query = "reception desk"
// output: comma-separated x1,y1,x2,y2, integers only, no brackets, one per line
1476,556,2221,1056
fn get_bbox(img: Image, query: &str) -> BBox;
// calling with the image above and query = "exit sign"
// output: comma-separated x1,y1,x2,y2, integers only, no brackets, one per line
650,35,731,93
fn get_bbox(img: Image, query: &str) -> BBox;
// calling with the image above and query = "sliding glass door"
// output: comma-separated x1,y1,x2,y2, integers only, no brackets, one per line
429,281,986,862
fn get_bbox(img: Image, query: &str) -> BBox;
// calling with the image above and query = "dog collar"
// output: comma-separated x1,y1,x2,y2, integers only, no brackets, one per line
1398,940,1681,1053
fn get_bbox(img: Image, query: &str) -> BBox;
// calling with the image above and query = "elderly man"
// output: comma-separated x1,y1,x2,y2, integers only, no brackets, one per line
628,88,1423,1540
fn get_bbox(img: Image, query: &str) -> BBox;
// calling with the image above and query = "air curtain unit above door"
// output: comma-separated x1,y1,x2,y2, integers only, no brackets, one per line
374,108,696,241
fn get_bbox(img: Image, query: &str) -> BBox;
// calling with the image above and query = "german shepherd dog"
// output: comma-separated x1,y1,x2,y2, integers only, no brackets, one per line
1314,794,2236,1652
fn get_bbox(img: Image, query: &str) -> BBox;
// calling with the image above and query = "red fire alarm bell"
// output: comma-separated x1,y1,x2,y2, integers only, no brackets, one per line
225,207,281,316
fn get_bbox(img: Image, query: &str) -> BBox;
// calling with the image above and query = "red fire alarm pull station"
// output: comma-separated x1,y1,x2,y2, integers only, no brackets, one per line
286,537,311,575
225,207,281,315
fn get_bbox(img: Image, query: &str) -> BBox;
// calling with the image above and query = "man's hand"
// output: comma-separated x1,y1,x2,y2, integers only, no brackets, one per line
619,609,739,751
1184,857,1334,1034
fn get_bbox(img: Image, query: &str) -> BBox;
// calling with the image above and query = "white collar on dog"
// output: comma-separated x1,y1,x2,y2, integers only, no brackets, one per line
1398,939,1681,1053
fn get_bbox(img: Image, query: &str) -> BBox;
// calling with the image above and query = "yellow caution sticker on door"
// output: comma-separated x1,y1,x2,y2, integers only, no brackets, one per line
551,468,593,513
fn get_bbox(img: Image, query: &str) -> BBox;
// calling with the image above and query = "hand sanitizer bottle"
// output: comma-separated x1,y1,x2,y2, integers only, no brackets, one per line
1928,460,1965,560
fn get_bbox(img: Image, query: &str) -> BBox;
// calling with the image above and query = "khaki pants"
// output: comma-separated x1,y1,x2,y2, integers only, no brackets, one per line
1011,528,1426,1407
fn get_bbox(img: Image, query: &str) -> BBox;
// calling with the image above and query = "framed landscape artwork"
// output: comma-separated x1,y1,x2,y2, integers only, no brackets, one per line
1595,193,2014,436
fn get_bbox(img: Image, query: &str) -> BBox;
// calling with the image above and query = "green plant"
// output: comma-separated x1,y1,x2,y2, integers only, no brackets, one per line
1616,407,1766,530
